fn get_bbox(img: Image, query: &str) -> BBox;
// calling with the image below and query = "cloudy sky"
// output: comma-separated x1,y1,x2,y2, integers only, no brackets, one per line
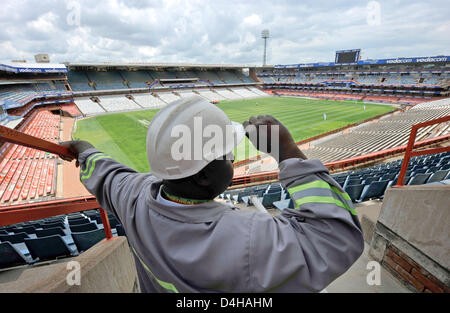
0,0,449,65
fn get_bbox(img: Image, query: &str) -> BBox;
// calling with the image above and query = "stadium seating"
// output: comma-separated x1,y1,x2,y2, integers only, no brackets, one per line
157,92,181,104
214,88,242,100
223,151,450,210
67,71,92,91
132,94,166,108
0,242,29,269
69,222,98,232
97,96,141,112
303,98,450,163
86,71,127,90
74,98,106,115
24,235,74,261
116,224,126,237
196,89,227,101
0,110,60,205
35,227,66,238
119,71,152,88
71,229,106,252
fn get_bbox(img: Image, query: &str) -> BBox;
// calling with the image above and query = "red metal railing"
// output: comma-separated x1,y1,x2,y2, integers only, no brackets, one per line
0,125,113,239
395,115,450,186
0,116,449,234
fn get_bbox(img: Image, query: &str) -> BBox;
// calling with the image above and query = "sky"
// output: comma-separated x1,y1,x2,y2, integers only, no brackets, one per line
0,0,449,66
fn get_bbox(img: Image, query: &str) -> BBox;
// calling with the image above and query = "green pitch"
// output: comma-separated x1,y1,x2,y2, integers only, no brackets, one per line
73,97,394,172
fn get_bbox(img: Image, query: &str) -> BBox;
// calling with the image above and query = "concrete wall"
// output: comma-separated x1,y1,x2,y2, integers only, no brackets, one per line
0,237,140,293
369,185,450,292
378,185,449,270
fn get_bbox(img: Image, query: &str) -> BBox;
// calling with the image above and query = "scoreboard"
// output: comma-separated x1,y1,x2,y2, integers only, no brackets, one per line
335,49,361,65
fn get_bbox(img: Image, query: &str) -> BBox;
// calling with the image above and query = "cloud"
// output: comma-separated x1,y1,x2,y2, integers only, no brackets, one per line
0,0,448,65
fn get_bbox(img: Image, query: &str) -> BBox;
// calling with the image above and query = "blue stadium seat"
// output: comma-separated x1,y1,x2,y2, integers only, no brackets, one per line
116,224,126,237
273,198,295,211
68,218,90,226
35,227,66,238
0,230,9,235
358,181,389,202
408,173,431,185
41,221,66,229
72,229,106,252
0,232,30,244
69,222,98,233
259,191,282,207
12,225,36,235
24,235,73,261
0,242,29,269
344,184,364,202
362,177,379,185
426,170,449,184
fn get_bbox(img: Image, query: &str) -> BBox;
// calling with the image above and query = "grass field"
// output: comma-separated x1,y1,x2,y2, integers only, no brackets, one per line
74,97,395,172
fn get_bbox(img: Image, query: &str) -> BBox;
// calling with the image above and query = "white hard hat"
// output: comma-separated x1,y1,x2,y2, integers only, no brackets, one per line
146,95,245,180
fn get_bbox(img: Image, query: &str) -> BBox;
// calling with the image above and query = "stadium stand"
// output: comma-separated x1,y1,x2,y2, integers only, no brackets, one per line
97,96,141,112
223,151,450,209
214,88,243,100
119,71,152,88
85,71,127,90
0,110,60,204
67,71,92,91
195,89,227,101
132,93,166,108
302,98,450,163
157,92,181,104
74,98,106,115
0,211,123,268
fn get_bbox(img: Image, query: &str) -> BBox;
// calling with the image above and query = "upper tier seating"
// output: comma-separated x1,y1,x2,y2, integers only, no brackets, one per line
119,71,152,88
86,72,127,90
67,71,92,91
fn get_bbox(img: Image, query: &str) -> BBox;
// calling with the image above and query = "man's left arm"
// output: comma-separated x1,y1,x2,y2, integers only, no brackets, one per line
61,141,141,218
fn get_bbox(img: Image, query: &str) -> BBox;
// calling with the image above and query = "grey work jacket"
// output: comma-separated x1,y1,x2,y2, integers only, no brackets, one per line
78,148,364,293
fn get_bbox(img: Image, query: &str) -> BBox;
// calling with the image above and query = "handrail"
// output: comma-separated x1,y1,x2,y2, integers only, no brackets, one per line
395,115,450,186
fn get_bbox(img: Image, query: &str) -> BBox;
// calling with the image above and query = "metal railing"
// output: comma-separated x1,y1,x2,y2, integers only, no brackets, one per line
395,115,450,186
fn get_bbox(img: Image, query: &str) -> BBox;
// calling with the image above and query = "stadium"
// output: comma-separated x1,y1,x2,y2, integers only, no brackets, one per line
0,2,449,296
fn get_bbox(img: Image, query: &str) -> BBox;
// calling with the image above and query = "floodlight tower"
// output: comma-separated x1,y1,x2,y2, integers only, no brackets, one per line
261,29,270,66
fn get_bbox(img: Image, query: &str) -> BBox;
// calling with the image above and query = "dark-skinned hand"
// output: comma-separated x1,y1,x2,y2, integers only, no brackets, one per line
58,140,95,167
243,115,307,163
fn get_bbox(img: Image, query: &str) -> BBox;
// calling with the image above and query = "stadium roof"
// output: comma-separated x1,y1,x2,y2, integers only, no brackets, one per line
0,62,68,73
64,62,250,70
274,55,450,69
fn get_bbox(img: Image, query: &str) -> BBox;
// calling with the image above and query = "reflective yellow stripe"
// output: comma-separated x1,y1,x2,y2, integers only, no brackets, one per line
294,196,357,216
81,153,106,175
288,180,331,194
81,155,112,183
131,247,179,293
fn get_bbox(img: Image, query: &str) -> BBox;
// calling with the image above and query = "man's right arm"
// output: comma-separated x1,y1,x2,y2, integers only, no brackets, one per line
242,116,364,292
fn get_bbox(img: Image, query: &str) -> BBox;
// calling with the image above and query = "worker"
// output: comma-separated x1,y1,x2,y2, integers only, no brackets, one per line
61,95,364,293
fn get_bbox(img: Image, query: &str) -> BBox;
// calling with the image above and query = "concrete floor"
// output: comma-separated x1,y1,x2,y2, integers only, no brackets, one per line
326,244,410,293
229,198,411,293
